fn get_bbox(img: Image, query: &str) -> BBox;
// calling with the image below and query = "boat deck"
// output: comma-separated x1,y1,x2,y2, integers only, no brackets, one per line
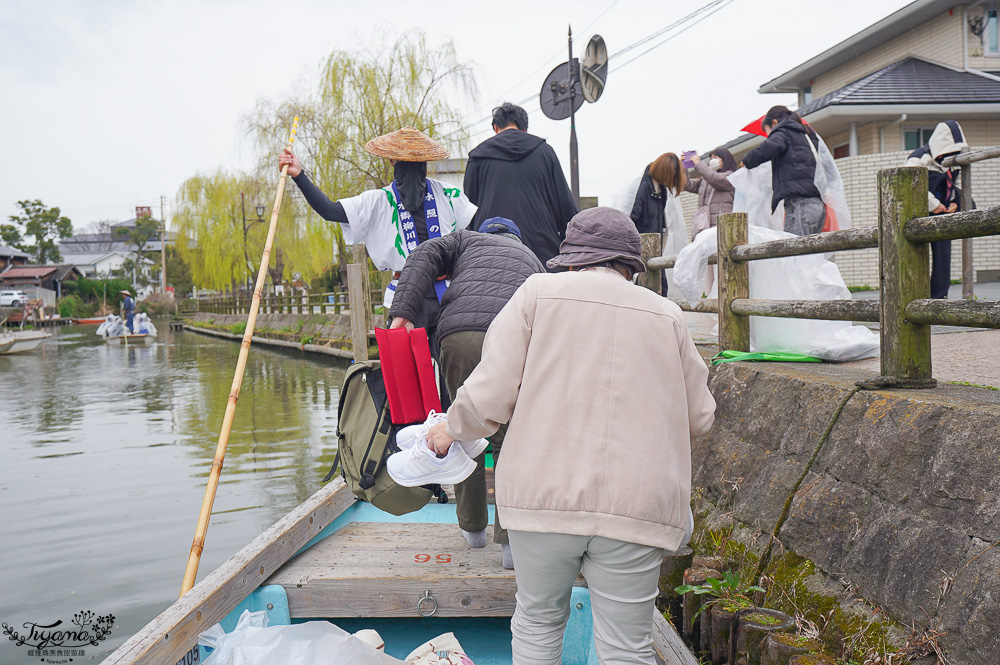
266,519,526,618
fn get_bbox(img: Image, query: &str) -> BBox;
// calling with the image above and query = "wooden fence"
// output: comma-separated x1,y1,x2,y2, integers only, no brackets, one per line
186,243,383,363
646,165,1000,388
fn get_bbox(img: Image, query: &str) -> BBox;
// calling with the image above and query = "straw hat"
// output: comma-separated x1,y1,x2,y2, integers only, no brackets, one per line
120,289,132,295
364,127,449,162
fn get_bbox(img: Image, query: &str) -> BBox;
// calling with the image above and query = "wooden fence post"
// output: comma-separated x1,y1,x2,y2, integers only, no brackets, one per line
960,157,974,300
717,212,750,352
352,244,374,336
639,233,662,295
878,167,934,386
347,261,369,362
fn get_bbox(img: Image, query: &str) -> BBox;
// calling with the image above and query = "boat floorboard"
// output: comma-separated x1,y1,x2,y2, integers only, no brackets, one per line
266,521,583,618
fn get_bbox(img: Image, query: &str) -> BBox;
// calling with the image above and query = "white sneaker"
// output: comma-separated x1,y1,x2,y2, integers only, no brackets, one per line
395,411,489,458
387,437,477,487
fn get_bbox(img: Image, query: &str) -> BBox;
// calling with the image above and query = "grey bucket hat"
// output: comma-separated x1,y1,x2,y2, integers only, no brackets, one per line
546,206,646,275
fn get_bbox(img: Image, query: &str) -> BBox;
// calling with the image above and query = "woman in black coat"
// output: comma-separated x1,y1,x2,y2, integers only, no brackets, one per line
625,153,687,235
742,105,825,236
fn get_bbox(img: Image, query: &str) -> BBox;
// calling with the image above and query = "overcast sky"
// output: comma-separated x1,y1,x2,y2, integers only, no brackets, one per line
0,0,912,234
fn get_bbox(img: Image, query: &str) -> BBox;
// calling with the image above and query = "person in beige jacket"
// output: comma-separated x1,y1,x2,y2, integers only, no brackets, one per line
427,206,716,665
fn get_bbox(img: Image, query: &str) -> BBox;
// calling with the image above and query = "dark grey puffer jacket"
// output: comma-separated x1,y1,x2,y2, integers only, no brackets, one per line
389,230,545,341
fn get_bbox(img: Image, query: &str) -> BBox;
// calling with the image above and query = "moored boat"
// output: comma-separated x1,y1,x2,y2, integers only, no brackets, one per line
0,329,52,354
76,317,108,324
100,480,694,665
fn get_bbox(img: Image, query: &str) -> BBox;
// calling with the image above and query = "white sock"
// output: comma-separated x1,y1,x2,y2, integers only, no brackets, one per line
461,528,487,548
501,543,514,570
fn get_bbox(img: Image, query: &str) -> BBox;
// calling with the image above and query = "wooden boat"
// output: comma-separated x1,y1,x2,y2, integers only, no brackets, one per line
0,329,52,354
104,333,156,346
101,479,695,665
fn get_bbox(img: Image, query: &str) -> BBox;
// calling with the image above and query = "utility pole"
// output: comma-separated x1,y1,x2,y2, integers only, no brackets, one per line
160,195,168,296
568,25,580,206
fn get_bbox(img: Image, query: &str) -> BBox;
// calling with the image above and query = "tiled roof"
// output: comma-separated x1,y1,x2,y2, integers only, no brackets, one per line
0,244,30,259
1,266,58,279
797,58,1000,116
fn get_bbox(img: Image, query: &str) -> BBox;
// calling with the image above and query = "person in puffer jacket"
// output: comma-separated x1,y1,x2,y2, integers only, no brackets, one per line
388,218,544,567
742,105,825,236
904,120,968,299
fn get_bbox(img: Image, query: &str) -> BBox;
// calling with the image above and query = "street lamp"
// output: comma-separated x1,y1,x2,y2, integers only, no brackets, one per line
241,192,267,292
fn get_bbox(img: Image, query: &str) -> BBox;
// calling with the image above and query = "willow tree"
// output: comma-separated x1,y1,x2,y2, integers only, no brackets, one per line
172,170,331,292
245,31,477,280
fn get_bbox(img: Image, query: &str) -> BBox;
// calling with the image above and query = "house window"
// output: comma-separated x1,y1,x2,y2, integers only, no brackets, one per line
803,85,813,104
903,127,936,151
833,144,851,159
986,9,999,56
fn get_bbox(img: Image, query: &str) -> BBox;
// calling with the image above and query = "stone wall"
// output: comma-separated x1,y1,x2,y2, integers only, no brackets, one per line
695,360,1000,664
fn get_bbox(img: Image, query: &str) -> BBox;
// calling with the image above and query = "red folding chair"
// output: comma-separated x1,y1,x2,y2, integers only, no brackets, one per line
374,327,443,424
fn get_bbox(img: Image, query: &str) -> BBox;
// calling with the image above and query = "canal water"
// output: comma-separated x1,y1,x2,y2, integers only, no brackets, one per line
0,323,345,663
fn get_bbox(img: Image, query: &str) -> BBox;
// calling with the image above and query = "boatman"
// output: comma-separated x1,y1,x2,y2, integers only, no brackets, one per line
121,290,135,333
280,128,477,357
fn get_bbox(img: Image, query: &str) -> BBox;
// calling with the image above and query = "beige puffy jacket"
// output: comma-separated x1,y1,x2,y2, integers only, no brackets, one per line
445,269,716,551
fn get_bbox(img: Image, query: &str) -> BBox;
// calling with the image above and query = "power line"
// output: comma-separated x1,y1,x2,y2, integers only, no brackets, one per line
607,0,728,60
460,0,735,130
611,0,736,71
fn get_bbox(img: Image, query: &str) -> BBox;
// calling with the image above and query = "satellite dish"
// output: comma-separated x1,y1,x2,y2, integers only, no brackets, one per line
539,60,583,121
581,35,608,103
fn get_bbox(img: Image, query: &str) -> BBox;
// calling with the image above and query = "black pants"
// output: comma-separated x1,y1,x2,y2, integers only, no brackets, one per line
439,331,507,544
930,240,952,300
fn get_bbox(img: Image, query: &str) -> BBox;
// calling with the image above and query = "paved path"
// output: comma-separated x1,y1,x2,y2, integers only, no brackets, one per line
680,282,1000,389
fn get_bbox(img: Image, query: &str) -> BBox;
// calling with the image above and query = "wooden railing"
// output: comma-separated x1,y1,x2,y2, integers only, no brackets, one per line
189,243,383,362
644,165,1000,388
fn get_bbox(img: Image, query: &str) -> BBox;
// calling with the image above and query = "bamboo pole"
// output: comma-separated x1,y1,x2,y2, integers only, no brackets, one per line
180,117,299,595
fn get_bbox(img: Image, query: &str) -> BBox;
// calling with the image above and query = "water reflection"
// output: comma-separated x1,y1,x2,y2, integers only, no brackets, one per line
0,323,345,660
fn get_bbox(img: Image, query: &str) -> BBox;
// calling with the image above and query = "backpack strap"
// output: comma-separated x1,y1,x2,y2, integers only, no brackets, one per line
322,449,341,483
358,398,393,490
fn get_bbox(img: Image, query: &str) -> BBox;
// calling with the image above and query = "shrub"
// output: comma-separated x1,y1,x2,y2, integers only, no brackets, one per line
140,294,176,317
58,295,96,318
229,322,247,335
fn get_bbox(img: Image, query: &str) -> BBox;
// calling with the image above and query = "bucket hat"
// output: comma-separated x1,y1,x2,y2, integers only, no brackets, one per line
546,207,646,275
364,127,449,162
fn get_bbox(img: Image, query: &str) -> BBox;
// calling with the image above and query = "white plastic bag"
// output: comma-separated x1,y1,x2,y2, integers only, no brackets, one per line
728,165,784,232
202,616,404,665
200,610,269,665
812,135,852,230
672,226,878,361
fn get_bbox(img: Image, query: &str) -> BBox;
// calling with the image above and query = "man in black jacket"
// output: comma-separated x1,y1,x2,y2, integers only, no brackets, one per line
388,218,544,568
464,103,577,265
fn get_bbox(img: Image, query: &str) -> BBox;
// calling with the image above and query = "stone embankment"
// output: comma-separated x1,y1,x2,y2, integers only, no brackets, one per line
691,352,999,664
182,311,381,360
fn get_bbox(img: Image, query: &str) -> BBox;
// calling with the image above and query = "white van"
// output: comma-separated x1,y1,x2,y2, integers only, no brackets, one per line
0,290,29,307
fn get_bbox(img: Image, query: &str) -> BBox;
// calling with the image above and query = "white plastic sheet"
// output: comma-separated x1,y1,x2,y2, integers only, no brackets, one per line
728,134,852,232
672,226,878,361
200,611,404,665
611,176,690,293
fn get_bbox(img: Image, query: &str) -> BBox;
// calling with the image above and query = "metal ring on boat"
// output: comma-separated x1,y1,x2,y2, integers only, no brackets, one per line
417,589,438,617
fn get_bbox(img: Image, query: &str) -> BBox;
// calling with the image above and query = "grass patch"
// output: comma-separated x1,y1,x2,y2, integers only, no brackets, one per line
945,380,999,390
847,285,875,293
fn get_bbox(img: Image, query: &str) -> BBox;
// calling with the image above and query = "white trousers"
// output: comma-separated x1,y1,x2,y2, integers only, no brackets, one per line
508,531,665,665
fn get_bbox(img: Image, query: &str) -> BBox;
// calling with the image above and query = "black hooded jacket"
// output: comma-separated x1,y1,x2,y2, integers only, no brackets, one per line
743,118,822,212
464,130,577,265
388,230,545,341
